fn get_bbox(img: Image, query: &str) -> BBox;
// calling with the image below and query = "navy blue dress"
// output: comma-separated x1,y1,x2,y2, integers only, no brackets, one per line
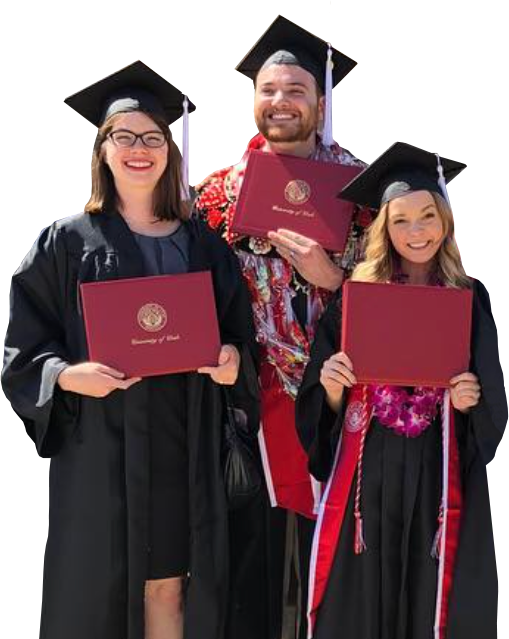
133,224,191,579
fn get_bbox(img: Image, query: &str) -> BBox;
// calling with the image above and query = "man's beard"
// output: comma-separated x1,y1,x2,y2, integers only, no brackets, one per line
256,106,320,144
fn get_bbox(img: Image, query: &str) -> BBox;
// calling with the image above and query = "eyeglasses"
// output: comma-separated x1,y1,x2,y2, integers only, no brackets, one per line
107,129,167,148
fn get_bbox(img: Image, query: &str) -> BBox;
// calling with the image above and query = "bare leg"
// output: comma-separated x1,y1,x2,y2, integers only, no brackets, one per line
145,577,184,639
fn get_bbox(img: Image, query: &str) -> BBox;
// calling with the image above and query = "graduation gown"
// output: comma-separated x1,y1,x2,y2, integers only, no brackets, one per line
295,279,507,639
1,211,258,639
194,133,371,639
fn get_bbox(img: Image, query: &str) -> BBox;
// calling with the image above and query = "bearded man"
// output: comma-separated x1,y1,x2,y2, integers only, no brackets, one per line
194,15,373,639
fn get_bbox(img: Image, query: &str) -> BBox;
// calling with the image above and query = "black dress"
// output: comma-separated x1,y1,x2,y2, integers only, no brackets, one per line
132,225,191,579
295,279,507,639
1,212,259,639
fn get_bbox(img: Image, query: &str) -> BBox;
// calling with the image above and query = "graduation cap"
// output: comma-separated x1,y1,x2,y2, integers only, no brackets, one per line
64,61,196,197
64,60,196,127
236,15,357,146
339,142,467,210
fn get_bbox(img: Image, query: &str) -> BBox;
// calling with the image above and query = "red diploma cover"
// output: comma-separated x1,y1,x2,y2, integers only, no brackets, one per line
80,272,221,377
341,281,473,387
231,149,363,251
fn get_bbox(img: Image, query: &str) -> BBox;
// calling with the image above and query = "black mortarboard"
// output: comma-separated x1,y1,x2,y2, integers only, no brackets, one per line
64,60,196,127
235,15,357,91
339,142,467,210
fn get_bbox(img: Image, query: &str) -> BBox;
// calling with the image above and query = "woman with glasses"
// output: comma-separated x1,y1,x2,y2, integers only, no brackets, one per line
1,62,257,639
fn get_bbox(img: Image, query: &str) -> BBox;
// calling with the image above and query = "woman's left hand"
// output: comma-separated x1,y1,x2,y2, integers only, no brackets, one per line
449,372,481,413
197,344,240,385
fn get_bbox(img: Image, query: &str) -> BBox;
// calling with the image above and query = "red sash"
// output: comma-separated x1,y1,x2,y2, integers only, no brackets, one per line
258,360,319,519
307,389,463,639
307,386,369,635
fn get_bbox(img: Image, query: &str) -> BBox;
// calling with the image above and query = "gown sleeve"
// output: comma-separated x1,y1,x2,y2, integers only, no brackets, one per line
1,223,78,457
457,278,507,466
208,229,260,437
446,279,506,636
295,292,343,481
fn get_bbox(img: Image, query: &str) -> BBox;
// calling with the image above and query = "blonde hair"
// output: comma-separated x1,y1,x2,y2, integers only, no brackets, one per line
351,192,471,289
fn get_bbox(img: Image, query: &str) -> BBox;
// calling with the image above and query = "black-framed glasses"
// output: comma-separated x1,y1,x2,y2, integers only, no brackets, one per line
107,129,167,148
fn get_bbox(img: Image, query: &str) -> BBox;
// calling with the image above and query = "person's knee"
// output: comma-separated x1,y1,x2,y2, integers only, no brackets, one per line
145,578,184,616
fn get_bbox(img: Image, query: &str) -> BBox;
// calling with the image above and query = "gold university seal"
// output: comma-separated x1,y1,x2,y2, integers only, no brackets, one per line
284,179,311,205
137,303,168,333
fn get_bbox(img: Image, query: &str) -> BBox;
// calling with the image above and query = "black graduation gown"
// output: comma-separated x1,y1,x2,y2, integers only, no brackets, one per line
295,279,507,639
1,211,259,639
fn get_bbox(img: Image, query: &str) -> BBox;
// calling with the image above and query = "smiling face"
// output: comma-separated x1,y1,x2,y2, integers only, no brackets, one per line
387,190,445,271
102,111,168,194
254,64,323,144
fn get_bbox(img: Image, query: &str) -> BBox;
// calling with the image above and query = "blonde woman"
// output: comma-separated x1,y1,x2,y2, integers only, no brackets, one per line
296,143,506,639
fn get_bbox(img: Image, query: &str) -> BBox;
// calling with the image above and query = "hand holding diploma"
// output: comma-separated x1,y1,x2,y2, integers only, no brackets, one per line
198,344,240,385
320,351,357,413
449,371,481,413
268,228,344,292
57,362,142,397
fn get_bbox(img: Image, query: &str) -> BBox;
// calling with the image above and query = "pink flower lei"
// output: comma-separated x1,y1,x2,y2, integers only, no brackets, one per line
367,385,445,437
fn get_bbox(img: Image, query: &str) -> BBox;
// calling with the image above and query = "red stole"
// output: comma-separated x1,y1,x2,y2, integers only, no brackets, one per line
307,388,463,639
258,359,320,519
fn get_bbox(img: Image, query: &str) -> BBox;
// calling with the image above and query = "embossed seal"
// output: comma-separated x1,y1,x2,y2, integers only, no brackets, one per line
344,400,365,433
137,303,168,333
284,179,311,205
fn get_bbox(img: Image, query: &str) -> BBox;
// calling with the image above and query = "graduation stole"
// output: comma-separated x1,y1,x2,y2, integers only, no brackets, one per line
307,385,463,639
195,135,371,519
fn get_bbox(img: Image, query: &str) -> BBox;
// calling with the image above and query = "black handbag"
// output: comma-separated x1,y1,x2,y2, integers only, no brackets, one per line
222,389,261,510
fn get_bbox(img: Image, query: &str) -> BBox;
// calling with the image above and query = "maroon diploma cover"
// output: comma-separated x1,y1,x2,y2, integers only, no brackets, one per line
341,281,473,387
80,272,221,377
231,150,363,251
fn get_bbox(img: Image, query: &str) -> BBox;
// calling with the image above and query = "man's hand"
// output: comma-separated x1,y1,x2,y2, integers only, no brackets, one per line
197,344,240,385
268,229,343,291
57,362,141,398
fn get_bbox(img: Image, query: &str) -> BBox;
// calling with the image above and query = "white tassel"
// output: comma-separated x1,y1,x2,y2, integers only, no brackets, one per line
435,153,450,207
430,519,443,559
354,515,367,555
322,44,334,147
181,95,190,201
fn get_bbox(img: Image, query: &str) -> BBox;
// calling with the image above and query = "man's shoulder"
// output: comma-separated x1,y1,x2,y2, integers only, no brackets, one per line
334,144,367,169
193,164,239,234
195,165,234,197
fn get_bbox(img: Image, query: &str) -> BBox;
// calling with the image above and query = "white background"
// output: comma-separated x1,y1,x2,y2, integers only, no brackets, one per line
1,0,507,636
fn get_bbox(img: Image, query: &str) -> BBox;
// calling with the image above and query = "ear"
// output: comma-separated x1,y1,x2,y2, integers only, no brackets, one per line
318,95,325,122
100,142,109,166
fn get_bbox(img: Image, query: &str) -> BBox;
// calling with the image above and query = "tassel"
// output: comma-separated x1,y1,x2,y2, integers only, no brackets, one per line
322,44,334,147
352,386,370,555
431,504,444,559
431,522,443,560
354,514,367,555
181,95,190,201
435,153,451,207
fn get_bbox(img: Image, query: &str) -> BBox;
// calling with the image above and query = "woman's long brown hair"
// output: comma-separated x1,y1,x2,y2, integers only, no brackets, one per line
84,111,190,220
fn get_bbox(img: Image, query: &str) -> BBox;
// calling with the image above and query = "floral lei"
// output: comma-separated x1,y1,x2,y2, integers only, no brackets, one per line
194,133,371,399
364,274,445,437
368,385,444,437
